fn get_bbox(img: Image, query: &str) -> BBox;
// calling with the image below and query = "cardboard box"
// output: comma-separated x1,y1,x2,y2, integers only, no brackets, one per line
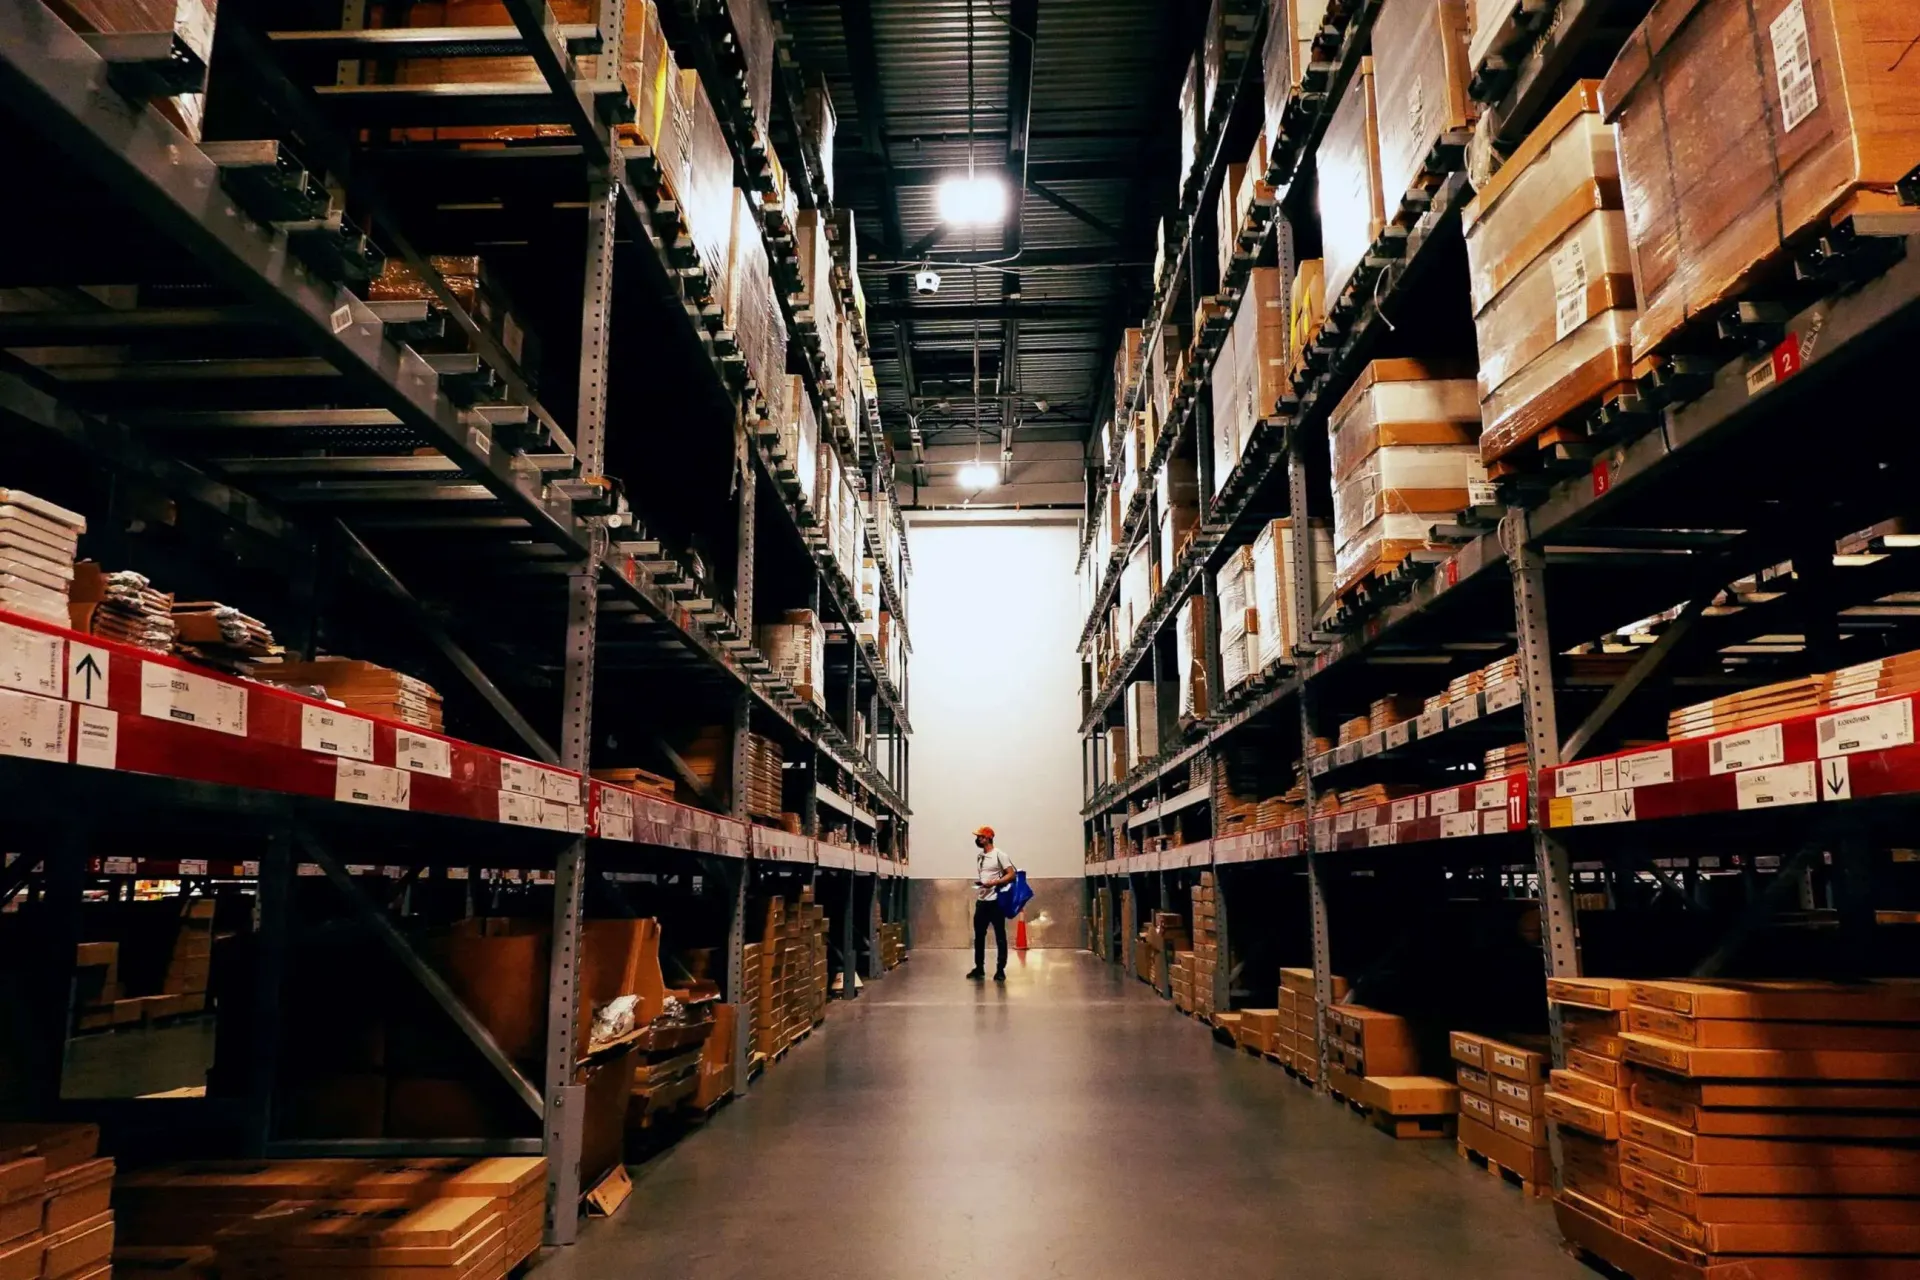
1361,1075,1458,1116
1329,1006,1422,1076
1491,1072,1547,1116
0,1235,43,1280
1623,1033,1920,1081
1552,1066,1619,1111
1627,1003,1920,1051
1548,975,1635,1011
42,1212,112,1280
1494,1100,1549,1148
1370,0,1474,212
1449,1030,1489,1069
1456,1063,1493,1097
1600,0,1920,360
1561,1006,1626,1059
1621,1144,1920,1196
43,1160,112,1235
1627,1066,1920,1122
1458,1114,1554,1183
1620,1110,1920,1166
1316,57,1384,307
1485,1035,1551,1083
1458,1089,1495,1126
1566,1047,1623,1086
1546,1088,1621,1140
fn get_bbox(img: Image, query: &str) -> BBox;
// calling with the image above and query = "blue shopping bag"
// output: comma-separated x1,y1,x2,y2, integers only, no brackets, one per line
1000,869,1034,918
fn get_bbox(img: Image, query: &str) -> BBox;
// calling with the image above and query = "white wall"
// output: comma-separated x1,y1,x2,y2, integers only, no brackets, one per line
905,513,1084,879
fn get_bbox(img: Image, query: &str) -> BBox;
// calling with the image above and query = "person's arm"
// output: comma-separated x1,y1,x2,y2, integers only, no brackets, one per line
991,854,1016,888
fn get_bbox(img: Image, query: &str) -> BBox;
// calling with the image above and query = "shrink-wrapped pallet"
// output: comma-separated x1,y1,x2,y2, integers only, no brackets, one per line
1264,0,1334,142
1156,456,1201,573
1316,58,1385,308
1215,546,1259,691
1465,83,1637,462
1600,0,1920,361
1370,0,1474,215
1250,518,1336,669
1175,596,1210,722
1328,359,1480,483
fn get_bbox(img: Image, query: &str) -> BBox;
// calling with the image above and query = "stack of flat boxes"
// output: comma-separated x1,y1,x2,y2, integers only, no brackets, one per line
777,900,808,1047
742,939,766,1062
1326,1006,1421,1102
750,898,785,1060
1237,1008,1283,1057
1542,977,1635,1220
1190,875,1218,1020
1169,951,1195,1013
1452,1031,1555,1189
799,891,828,1027
1555,979,1920,1273
1278,968,1352,1081
879,922,906,969
164,897,214,1014
0,1125,113,1280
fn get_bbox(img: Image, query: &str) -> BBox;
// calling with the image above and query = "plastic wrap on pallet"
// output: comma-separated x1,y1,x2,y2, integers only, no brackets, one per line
1113,327,1145,425
725,188,778,394
1327,360,1480,483
778,374,819,505
1217,162,1248,285
1601,0,1920,362
1479,310,1635,461
1176,595,1210,721
756,610,826,707
1370,0,1474,220
1462,83,1615,312
679,69,734,293
1125,680,1173,762
1333,514,1435,595
815,434,841,549
1316,57,1384,309
1473,208,1635,406
1215,546,1258,690
1118,537,1153,647
1210,303,1249,491
1209,265,1289,495
1331,444,1481,589
1250,518,1335,669
837,473,860,587
1179,53,1204,195
722,0,775,136
1116,416,1145,513
794,210,834,318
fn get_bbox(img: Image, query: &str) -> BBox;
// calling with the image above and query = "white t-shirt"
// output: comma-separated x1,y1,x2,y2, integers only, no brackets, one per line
976,847,1013,901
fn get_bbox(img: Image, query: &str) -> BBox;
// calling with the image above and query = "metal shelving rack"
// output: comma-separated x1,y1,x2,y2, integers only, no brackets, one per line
0,0,910,1248
1079,0,1920,1112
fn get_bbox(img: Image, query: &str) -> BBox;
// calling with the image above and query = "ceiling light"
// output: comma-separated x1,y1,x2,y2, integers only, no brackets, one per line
957,463,998,490
937,174,1008,226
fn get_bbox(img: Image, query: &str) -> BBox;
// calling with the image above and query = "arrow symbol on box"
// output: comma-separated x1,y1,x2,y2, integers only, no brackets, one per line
74,653,102,699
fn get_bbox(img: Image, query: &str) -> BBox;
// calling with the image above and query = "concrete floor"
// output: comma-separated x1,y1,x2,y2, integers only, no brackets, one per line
539,950,1591,1280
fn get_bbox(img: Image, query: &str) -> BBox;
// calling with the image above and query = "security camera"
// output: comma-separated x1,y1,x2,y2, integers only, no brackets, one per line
914,269,941,296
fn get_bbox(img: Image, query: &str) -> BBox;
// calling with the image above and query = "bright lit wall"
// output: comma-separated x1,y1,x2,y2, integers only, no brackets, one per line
904,513,1084,880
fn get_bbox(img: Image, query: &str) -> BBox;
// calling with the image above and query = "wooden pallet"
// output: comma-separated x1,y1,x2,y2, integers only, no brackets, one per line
1458,1140,1550,1198
1389,132,1471,230
1368,1109,1455,1140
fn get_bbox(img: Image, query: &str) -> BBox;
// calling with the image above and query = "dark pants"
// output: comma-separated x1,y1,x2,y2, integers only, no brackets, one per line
972,900,1007,973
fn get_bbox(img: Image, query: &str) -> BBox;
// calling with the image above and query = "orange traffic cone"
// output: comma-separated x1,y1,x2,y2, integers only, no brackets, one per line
1014,916,1029,951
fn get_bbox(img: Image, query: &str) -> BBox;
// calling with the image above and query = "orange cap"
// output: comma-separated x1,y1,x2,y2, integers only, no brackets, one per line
973,825,995,839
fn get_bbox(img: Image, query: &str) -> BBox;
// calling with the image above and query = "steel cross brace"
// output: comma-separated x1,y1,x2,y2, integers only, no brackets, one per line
295,829,544,1115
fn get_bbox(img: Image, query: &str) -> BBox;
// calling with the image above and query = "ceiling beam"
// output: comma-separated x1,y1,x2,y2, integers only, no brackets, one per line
1028,180,1122,241
1002,0,1038,476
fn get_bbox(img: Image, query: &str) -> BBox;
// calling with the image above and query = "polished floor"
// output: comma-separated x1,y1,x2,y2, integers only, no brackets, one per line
540,950,1591,1280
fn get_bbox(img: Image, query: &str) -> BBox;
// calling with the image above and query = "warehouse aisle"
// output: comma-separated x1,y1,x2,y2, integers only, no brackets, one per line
539,951,1586,1279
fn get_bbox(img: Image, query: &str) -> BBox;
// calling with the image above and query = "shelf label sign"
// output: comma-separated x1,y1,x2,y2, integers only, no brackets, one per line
67,641,109,707
1441,811,1478,839
1482,808,1510,836
74,706,116,770
1484,681,1524,714
1334,812,1356,833
1556,761,1603,796
1385,721,1412,750
1416,706,1446,737
335,759,411,811
1390,798,1419,824
1617,748,1673,788
1821,757,1852,802
1817,699,1913,758
1734,762,1816,810
394,732,453,777
1708,723,1784,775
1475,781,1507,810
0,687,69,763
0,622,62,699
1367,823,1390,847
1429,789,1461,816
140,662,248,737
301,706,374,761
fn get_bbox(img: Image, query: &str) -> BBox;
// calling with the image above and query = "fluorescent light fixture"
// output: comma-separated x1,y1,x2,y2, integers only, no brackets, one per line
937,174,1008,226
957,462,998,490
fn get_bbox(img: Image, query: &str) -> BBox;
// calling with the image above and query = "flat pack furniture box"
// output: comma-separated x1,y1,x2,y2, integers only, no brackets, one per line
1465,82,1636,463
1369,0,1475,216
1600,0,1920,360
1316,58,1385,310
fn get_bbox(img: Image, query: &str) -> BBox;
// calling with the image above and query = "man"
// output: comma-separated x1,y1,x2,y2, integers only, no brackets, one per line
968,825,1015,982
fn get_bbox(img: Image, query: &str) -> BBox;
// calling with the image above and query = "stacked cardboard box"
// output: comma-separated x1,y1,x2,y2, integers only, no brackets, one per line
1316,58,1384,309
1666,648,1920,740
1190,874,1219,1019
1209,267,1291,488
741,732,783,821
1214,546,1259,692
1263,0,1333,141
879,922,906,970
1288,260,1325,382
1542,977,1635,1219
1249,518,1337,669
1327,1005,1424,1100
1482,743,1529,780
1369,694,1423,735
171,603,277,677
1277,968,1351,1079
1601,0,1920,362
266,659,445,732
1464,82,1635,464
1124,680,1174,763
1327,360,1483,595
0,490,83,628
1174,596,1211,725
0,1123,113,1280
591,767,675,802
1452,1030,1555,1188
1554,979,1920,1271
1170,951,1196,1013
1238,1007,1283,1056
1370,0,1474,218
116,1158,546,1276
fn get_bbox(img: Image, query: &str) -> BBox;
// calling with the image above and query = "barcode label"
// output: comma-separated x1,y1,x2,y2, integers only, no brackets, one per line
1770,0,1818,132
1551,237,1589,341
